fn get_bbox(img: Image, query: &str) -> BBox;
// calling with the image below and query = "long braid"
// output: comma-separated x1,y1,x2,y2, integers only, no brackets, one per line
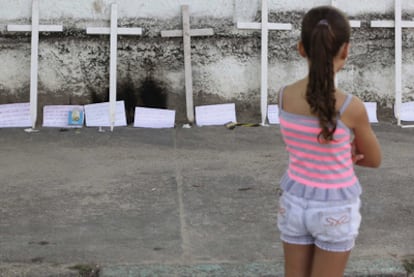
307,21,337,142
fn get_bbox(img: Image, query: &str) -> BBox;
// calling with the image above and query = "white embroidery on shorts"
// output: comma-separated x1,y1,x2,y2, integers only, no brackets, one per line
325,215,350,227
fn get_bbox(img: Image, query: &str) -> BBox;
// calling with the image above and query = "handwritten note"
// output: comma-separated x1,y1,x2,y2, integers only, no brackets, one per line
0,103,31,128
195,103,237,127
267,104,280,124
84,101,127,127
133,107,176,128
399,101,414,121
363,102,378,123
43,105,84,128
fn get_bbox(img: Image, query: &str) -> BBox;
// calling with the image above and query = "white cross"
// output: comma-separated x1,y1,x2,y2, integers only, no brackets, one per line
87,3,143,131
371,0,414,127
237,0,292,125
7,0,63,129
161,5,214,124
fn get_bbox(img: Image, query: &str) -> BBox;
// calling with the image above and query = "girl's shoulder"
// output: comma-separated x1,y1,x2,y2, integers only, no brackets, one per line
278,79,307,103
282,79,307,94
338,92,367,129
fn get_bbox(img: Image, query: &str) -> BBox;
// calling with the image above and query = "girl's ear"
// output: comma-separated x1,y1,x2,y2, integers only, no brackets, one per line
340,43,350,60
298,41,307,58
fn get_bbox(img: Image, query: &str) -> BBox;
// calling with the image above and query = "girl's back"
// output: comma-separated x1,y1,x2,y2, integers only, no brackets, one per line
281,78,381,168
279,82,361,201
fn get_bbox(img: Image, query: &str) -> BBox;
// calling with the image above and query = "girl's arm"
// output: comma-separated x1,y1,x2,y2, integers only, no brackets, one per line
347,97,382,168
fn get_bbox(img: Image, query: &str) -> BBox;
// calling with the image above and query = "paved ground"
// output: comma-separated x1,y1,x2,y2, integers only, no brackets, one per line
0,123,413,277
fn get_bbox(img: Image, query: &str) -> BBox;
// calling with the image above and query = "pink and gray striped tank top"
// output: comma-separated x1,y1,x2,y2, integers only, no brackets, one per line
279,89,361,201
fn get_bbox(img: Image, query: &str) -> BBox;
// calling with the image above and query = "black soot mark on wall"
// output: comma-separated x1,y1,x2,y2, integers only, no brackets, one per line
90,75,168,125
117,78,138,124
138,76,167,110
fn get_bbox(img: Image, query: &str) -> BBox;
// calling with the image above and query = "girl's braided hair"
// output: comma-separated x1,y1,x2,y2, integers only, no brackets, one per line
301,6,351,142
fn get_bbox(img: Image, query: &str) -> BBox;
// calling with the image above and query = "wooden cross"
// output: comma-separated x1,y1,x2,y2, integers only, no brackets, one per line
371,0,414,127
237,0,292,125
7,0,63,129
161,5,214,124
87,3,143,131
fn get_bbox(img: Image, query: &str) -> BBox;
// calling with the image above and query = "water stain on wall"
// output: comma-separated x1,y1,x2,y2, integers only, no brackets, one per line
93,0,105,14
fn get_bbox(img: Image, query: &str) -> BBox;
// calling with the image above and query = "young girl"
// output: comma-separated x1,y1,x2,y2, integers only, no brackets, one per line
277,6,382,277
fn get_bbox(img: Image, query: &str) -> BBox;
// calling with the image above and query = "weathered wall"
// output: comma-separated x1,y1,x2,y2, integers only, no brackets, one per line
0,0,413,122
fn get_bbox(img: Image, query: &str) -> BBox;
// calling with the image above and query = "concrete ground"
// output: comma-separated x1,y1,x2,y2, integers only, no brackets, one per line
0,123,413,277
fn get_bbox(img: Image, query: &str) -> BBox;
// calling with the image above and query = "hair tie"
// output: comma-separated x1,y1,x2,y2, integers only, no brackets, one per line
317,19,329,26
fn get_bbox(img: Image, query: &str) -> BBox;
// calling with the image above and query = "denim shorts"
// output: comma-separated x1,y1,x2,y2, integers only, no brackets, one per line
277,191,361,252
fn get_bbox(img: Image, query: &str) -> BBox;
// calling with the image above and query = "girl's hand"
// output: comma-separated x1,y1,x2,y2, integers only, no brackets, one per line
351,140,364,164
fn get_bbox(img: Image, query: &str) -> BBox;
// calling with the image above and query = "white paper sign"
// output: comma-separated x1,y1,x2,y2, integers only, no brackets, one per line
364,102,378,123
84,101,127,127
133,107,176,128
267,104,280,124
0,103,31,128
195,103,237,127
43,105,84,128
399,101,414,121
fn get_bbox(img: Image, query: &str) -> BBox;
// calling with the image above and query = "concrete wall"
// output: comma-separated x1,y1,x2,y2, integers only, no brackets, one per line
0,0,413,122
